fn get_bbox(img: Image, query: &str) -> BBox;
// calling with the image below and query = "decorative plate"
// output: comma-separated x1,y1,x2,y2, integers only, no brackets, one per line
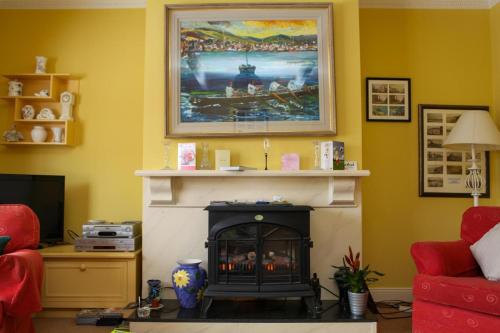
21,105,35,120
36,108,55,120
149,303,164,311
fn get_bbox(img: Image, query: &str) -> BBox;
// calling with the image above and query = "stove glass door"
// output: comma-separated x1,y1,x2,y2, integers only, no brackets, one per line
261,224,301,284
217,223,258,285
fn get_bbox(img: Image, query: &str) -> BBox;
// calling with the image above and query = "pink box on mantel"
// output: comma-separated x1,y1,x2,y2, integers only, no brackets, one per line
281,153,300,171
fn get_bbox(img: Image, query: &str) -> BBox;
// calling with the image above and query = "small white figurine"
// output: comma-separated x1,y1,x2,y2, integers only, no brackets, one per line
34,89,49,97
2,125,24,142
59,91,74,120
36,108,55,120
21,105,35,120
8,80,23,96
35,56,47,74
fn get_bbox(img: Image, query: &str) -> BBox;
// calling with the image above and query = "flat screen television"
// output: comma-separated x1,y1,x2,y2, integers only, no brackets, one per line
0,174,65,244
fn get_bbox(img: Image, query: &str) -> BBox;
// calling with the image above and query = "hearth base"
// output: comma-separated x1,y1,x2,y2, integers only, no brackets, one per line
129,299,377,333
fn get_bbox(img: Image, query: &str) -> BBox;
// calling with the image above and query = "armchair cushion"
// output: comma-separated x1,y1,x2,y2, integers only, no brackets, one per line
413,299,500,333
0,205,39,254
411,240,479,277
414,274,500,317
470,223,500,281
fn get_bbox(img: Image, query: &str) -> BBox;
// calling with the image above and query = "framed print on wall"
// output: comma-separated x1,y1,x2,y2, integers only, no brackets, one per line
366,78,411,122
418,104,490,198
165,3,336,137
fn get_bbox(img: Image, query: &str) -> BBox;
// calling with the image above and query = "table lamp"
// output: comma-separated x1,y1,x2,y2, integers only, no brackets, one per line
443,110,500,206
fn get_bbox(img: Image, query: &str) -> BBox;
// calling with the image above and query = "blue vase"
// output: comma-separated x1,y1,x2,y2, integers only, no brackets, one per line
147,279,162,303
172,259,207,309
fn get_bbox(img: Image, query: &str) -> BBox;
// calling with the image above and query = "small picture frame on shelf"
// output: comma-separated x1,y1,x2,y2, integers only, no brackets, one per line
366,78,411,122
281,153,300,171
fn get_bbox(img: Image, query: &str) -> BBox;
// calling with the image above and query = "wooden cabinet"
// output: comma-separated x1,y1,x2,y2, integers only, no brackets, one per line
38,245,141,309
1,73,79,146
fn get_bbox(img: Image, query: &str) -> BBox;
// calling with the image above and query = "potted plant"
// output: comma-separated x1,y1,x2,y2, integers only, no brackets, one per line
341,247,384,316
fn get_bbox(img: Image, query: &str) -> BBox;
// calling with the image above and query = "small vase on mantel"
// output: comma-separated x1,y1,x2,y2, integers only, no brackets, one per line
172,259,207,309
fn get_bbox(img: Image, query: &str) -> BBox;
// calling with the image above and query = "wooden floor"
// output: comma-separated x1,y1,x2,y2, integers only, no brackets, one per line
33,316,412,333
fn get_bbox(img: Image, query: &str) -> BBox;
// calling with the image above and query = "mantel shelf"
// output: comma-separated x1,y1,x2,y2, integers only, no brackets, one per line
135,169,370,178
136,169,370,207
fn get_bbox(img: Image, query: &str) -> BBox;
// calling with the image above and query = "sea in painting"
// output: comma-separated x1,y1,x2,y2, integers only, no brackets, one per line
179,19,320,123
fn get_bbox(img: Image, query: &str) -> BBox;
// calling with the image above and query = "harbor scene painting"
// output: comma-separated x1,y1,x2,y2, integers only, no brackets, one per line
179,19,320,123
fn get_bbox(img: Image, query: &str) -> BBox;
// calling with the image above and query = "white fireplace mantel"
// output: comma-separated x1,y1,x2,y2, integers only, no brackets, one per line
137,169,370,301
135,169,370,207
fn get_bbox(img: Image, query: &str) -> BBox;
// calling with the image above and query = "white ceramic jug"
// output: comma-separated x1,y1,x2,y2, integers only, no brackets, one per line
31,126,47,143
35,56,47,74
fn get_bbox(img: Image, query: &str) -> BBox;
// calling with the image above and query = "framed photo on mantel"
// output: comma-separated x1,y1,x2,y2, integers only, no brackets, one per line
418,104,490,198
366,78,411,122
164,3,336,137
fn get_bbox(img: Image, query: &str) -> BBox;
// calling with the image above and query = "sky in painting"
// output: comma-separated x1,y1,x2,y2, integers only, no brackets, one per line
181,20,317,38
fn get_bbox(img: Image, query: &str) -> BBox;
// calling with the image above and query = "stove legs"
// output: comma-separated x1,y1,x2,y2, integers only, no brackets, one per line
303,296,318,318
200,296,214,318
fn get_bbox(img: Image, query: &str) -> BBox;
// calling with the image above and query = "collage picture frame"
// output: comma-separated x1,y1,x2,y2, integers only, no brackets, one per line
418,104,490,198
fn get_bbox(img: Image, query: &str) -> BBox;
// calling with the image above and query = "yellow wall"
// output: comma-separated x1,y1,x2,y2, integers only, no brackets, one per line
493,4,500,118
0,10,145,237
143,0,363,170
1,3,498,289
360,9,496,287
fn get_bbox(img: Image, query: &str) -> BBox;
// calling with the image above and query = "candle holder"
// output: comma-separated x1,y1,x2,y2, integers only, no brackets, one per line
313,141,321,170
263,138,270,170
162,141,172,170
200,143,210,170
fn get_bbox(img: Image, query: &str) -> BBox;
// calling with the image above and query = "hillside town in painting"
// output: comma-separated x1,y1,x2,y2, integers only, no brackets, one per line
179,19,321,123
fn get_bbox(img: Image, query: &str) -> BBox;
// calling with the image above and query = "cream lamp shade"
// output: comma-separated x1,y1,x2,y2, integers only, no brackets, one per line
443,111,500,151
443,110,500,207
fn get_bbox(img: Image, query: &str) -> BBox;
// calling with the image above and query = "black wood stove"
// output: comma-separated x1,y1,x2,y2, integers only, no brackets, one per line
201,204,316,318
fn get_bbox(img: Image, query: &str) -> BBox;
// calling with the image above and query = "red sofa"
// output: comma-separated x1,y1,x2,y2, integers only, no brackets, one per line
411,206,500,333
0,204,43,333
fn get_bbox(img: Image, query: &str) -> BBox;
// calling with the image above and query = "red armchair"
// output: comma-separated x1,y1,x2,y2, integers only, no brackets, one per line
411,206,500,333
0,204,43,333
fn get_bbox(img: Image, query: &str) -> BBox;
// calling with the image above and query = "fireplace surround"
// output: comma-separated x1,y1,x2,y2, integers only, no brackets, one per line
201,204,316,317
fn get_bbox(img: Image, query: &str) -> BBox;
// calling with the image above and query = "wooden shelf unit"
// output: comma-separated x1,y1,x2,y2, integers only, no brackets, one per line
1,73,78,146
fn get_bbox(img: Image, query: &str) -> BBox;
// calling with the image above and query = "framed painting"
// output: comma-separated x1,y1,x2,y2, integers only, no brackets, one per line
366,78,411,122
418,104,490,198
165,3,336,137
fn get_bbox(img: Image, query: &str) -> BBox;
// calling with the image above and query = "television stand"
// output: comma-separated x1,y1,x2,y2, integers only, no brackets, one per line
37,244,141,309
38,241,71,249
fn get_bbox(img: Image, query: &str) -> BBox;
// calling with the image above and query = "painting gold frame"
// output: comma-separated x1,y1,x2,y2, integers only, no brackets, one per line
165,3,336,137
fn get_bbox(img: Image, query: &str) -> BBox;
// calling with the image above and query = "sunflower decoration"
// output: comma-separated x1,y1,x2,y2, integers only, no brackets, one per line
173,269,190,288
196,287,205,302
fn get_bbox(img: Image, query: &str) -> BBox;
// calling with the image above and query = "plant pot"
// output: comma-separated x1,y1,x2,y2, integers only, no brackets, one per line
348,290,368,316
172,259,206,309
